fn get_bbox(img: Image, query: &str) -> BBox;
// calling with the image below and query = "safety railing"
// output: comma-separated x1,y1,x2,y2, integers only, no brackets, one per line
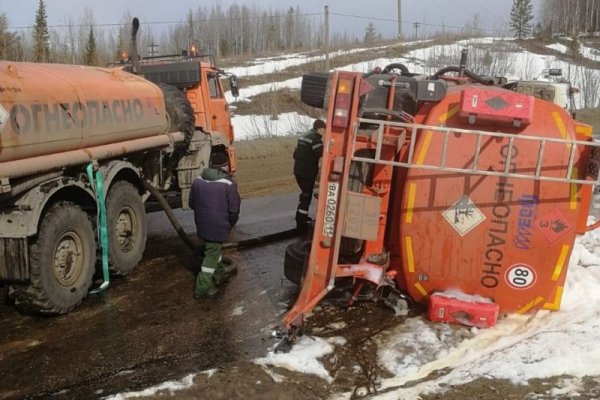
351,117,600,186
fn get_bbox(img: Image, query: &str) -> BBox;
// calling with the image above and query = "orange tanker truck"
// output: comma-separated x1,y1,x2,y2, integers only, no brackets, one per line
0,19,239,314
281,52,600,340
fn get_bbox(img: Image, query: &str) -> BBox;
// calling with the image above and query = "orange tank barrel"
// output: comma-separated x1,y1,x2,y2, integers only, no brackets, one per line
396,85,588,314
0,61,168,163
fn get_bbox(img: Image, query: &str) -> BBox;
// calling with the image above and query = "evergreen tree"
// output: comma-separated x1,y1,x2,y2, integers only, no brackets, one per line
364,22,377,43
84,26,96,65
509,0,534,40
33,0,50,62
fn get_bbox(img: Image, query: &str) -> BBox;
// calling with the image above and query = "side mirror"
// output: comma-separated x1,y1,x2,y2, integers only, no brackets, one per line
229,75,239,98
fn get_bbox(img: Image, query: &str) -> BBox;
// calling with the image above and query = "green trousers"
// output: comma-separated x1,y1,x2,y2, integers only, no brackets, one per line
195,241,226,296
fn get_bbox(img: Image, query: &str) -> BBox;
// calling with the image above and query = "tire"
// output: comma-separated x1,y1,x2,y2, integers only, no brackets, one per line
106,181,147,276
9,202,96,315
301,72,330,109
284,240,311,285
157,83,195,146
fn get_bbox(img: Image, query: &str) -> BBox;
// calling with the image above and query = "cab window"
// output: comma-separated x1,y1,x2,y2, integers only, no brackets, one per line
208,73,223,99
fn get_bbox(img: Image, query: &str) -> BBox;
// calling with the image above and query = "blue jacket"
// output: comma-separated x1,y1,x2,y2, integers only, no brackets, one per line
189,167,241,243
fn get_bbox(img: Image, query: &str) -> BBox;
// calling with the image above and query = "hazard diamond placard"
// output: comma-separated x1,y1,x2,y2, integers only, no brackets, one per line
443,195,485,236
536,207,574,244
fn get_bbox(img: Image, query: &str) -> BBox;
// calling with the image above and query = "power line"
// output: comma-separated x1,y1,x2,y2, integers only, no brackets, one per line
7,10,502,35
7,12,324,31
328,12,499,33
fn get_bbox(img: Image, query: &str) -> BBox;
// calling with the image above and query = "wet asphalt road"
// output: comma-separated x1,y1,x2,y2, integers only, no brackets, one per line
0,192,306,399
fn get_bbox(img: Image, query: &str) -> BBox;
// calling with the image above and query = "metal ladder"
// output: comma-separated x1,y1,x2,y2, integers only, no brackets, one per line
350,117,600,186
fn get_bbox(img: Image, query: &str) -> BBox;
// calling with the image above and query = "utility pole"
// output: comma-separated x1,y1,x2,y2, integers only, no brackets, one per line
397,0,402,40
413,22,420,41
324,5,330,72
147,43,159,57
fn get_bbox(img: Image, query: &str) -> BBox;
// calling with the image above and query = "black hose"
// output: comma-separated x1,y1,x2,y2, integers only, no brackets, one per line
143,179,299,254
382,63,410,75
142,180,202,252
432,66,495,85
223,228,298,250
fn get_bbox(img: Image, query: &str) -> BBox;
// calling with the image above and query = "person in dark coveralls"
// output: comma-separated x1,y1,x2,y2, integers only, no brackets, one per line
189,151,241,298
293,119,326,232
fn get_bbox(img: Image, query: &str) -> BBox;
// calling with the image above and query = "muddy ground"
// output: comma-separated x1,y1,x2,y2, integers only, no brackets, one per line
2,137,600,400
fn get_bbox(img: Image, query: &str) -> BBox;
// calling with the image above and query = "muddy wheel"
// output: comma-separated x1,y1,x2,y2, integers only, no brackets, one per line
9,202,96,315
284,240,311,285
158,83,195,146
107,181,147,276
301,72,330,109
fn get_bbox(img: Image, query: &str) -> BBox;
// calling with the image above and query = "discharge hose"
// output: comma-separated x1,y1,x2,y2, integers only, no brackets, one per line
142,179,202,252
142,179,298,253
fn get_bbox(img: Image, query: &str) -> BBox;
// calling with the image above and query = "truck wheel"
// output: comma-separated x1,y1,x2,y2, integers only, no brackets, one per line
158,83,195,145
106,181,147,276
284,240,311,285
301,72,330,109
9,202,96,315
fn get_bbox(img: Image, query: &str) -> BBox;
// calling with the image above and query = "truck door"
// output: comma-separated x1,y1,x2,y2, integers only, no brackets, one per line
205,70,233,142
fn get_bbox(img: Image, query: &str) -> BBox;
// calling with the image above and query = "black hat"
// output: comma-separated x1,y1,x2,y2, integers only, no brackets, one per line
313,119,326,130
210,152,229,168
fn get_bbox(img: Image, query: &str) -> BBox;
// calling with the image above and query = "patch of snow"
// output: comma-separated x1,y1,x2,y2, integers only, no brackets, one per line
327,321,347,330
202,369,217,378
232,112,313,140
548,42,600,63
105,373,197,399
367,229,600,399
231,305,244,317
434,289,494,303
254,336,345,383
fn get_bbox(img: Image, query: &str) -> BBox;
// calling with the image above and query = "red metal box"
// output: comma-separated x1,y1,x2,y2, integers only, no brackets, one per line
459,88,534,128
428,292,499,328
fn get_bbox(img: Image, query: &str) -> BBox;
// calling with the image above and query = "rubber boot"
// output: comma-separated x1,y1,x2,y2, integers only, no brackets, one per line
194,271,218,298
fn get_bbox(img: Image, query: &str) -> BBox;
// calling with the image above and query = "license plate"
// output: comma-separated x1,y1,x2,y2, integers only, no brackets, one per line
322,181,339,237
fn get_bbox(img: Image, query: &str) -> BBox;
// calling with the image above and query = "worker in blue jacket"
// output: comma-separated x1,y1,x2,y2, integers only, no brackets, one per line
189,150,241,298
293,119,325,232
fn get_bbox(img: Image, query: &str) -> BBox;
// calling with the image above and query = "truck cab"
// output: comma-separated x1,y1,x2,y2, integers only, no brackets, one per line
504,68,578,116
137,52,239,164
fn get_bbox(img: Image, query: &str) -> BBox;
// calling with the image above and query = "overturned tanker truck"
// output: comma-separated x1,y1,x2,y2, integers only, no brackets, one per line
282,52,600,338
0,18,239,314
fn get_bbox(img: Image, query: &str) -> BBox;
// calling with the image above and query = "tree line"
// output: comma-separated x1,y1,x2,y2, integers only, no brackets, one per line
0,0,343,66
538,0,600,37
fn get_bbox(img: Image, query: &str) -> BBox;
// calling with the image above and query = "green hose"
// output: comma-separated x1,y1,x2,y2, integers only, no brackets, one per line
87,163,110,293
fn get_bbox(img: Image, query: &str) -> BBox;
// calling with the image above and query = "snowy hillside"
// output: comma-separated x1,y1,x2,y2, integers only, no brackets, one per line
230,37,600,140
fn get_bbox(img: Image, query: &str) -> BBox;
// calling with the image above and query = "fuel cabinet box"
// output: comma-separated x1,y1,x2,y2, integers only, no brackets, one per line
428,292,499,329
459,87,534,128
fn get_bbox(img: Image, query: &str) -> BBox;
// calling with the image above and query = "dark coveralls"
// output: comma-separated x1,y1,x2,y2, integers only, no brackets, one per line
189,166,241,296
293,128,323,229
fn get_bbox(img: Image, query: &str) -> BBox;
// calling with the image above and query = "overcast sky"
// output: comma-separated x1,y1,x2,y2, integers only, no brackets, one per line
3,0,542,39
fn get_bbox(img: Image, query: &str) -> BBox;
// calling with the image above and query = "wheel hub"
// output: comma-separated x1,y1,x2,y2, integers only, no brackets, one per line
53,231,83,286
115,207,136,252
